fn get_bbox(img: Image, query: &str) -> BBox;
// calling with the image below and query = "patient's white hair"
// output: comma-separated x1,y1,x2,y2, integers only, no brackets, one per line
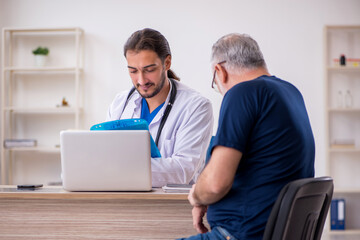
211,33,267,75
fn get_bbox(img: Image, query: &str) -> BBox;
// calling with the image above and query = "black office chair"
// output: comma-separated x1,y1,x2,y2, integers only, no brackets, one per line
262,177,334,240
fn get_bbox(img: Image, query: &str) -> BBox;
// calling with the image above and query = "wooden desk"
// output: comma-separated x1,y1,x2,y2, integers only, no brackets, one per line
0,186,199,239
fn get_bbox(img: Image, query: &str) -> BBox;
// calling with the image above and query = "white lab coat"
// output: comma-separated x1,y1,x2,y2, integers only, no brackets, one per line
106,79,214,187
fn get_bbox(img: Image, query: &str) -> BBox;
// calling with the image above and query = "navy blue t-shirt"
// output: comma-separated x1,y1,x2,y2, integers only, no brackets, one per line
207,75,315,239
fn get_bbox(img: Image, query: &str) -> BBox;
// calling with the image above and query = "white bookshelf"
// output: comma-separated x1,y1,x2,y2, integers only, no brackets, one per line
324,25,360,237
4,66,81,72
327,67,360,72
328,108,360,112
4,107,81,114
329,230,360,235
6,146,61,153
1,27,84,185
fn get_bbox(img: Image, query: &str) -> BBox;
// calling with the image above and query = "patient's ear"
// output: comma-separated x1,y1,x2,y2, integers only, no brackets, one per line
215,64,228,85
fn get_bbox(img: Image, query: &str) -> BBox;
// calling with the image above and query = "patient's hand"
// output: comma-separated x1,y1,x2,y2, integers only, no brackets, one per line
192,205,208,234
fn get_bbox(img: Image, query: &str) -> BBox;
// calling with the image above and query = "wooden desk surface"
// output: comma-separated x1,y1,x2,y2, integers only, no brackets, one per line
0,185,198,239
0,185,188,200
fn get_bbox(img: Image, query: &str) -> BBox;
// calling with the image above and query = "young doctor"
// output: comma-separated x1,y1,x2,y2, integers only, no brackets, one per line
106,28,214,187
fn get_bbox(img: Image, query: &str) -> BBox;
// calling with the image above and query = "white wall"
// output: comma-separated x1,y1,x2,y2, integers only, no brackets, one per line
1,0,360,178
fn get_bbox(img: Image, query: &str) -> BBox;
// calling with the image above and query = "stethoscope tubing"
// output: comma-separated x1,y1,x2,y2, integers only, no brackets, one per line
121,78,177,147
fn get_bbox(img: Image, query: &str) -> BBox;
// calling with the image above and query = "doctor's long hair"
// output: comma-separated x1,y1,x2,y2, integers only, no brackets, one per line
124,28,180,81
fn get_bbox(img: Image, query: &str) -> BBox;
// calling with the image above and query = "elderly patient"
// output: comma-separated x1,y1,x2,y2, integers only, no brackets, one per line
178,33,315,240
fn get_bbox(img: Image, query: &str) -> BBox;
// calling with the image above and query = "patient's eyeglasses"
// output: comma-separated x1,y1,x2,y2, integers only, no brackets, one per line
211,61,227,91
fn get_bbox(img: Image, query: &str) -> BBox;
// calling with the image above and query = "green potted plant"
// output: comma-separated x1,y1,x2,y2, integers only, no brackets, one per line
32,46,49,67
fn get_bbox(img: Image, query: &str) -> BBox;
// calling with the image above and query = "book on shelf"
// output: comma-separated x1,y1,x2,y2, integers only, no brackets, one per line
330,199,345,230
162,184,193,193
3,139,37,148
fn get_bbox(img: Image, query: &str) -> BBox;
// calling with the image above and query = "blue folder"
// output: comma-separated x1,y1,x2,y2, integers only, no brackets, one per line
90,119,161,158
330,199,345,230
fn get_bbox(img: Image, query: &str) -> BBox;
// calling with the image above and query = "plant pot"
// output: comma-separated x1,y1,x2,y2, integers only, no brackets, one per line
34,55,48,67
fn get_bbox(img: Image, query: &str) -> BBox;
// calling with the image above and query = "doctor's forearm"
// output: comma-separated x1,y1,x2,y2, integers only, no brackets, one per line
151,157,193,187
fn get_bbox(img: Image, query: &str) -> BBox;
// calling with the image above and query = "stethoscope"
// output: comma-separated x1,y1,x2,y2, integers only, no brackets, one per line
121,78,177,147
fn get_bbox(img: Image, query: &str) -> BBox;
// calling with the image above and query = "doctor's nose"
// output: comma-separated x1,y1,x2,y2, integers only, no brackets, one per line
137,72,148,85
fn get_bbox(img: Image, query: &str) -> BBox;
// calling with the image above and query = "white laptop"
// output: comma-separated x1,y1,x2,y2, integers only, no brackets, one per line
60,130,152,191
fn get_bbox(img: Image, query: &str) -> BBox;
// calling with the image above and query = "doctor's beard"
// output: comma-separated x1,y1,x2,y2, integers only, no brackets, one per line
136,70,166,99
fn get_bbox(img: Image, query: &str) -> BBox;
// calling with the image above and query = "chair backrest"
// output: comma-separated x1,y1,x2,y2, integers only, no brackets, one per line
262,177,334,240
